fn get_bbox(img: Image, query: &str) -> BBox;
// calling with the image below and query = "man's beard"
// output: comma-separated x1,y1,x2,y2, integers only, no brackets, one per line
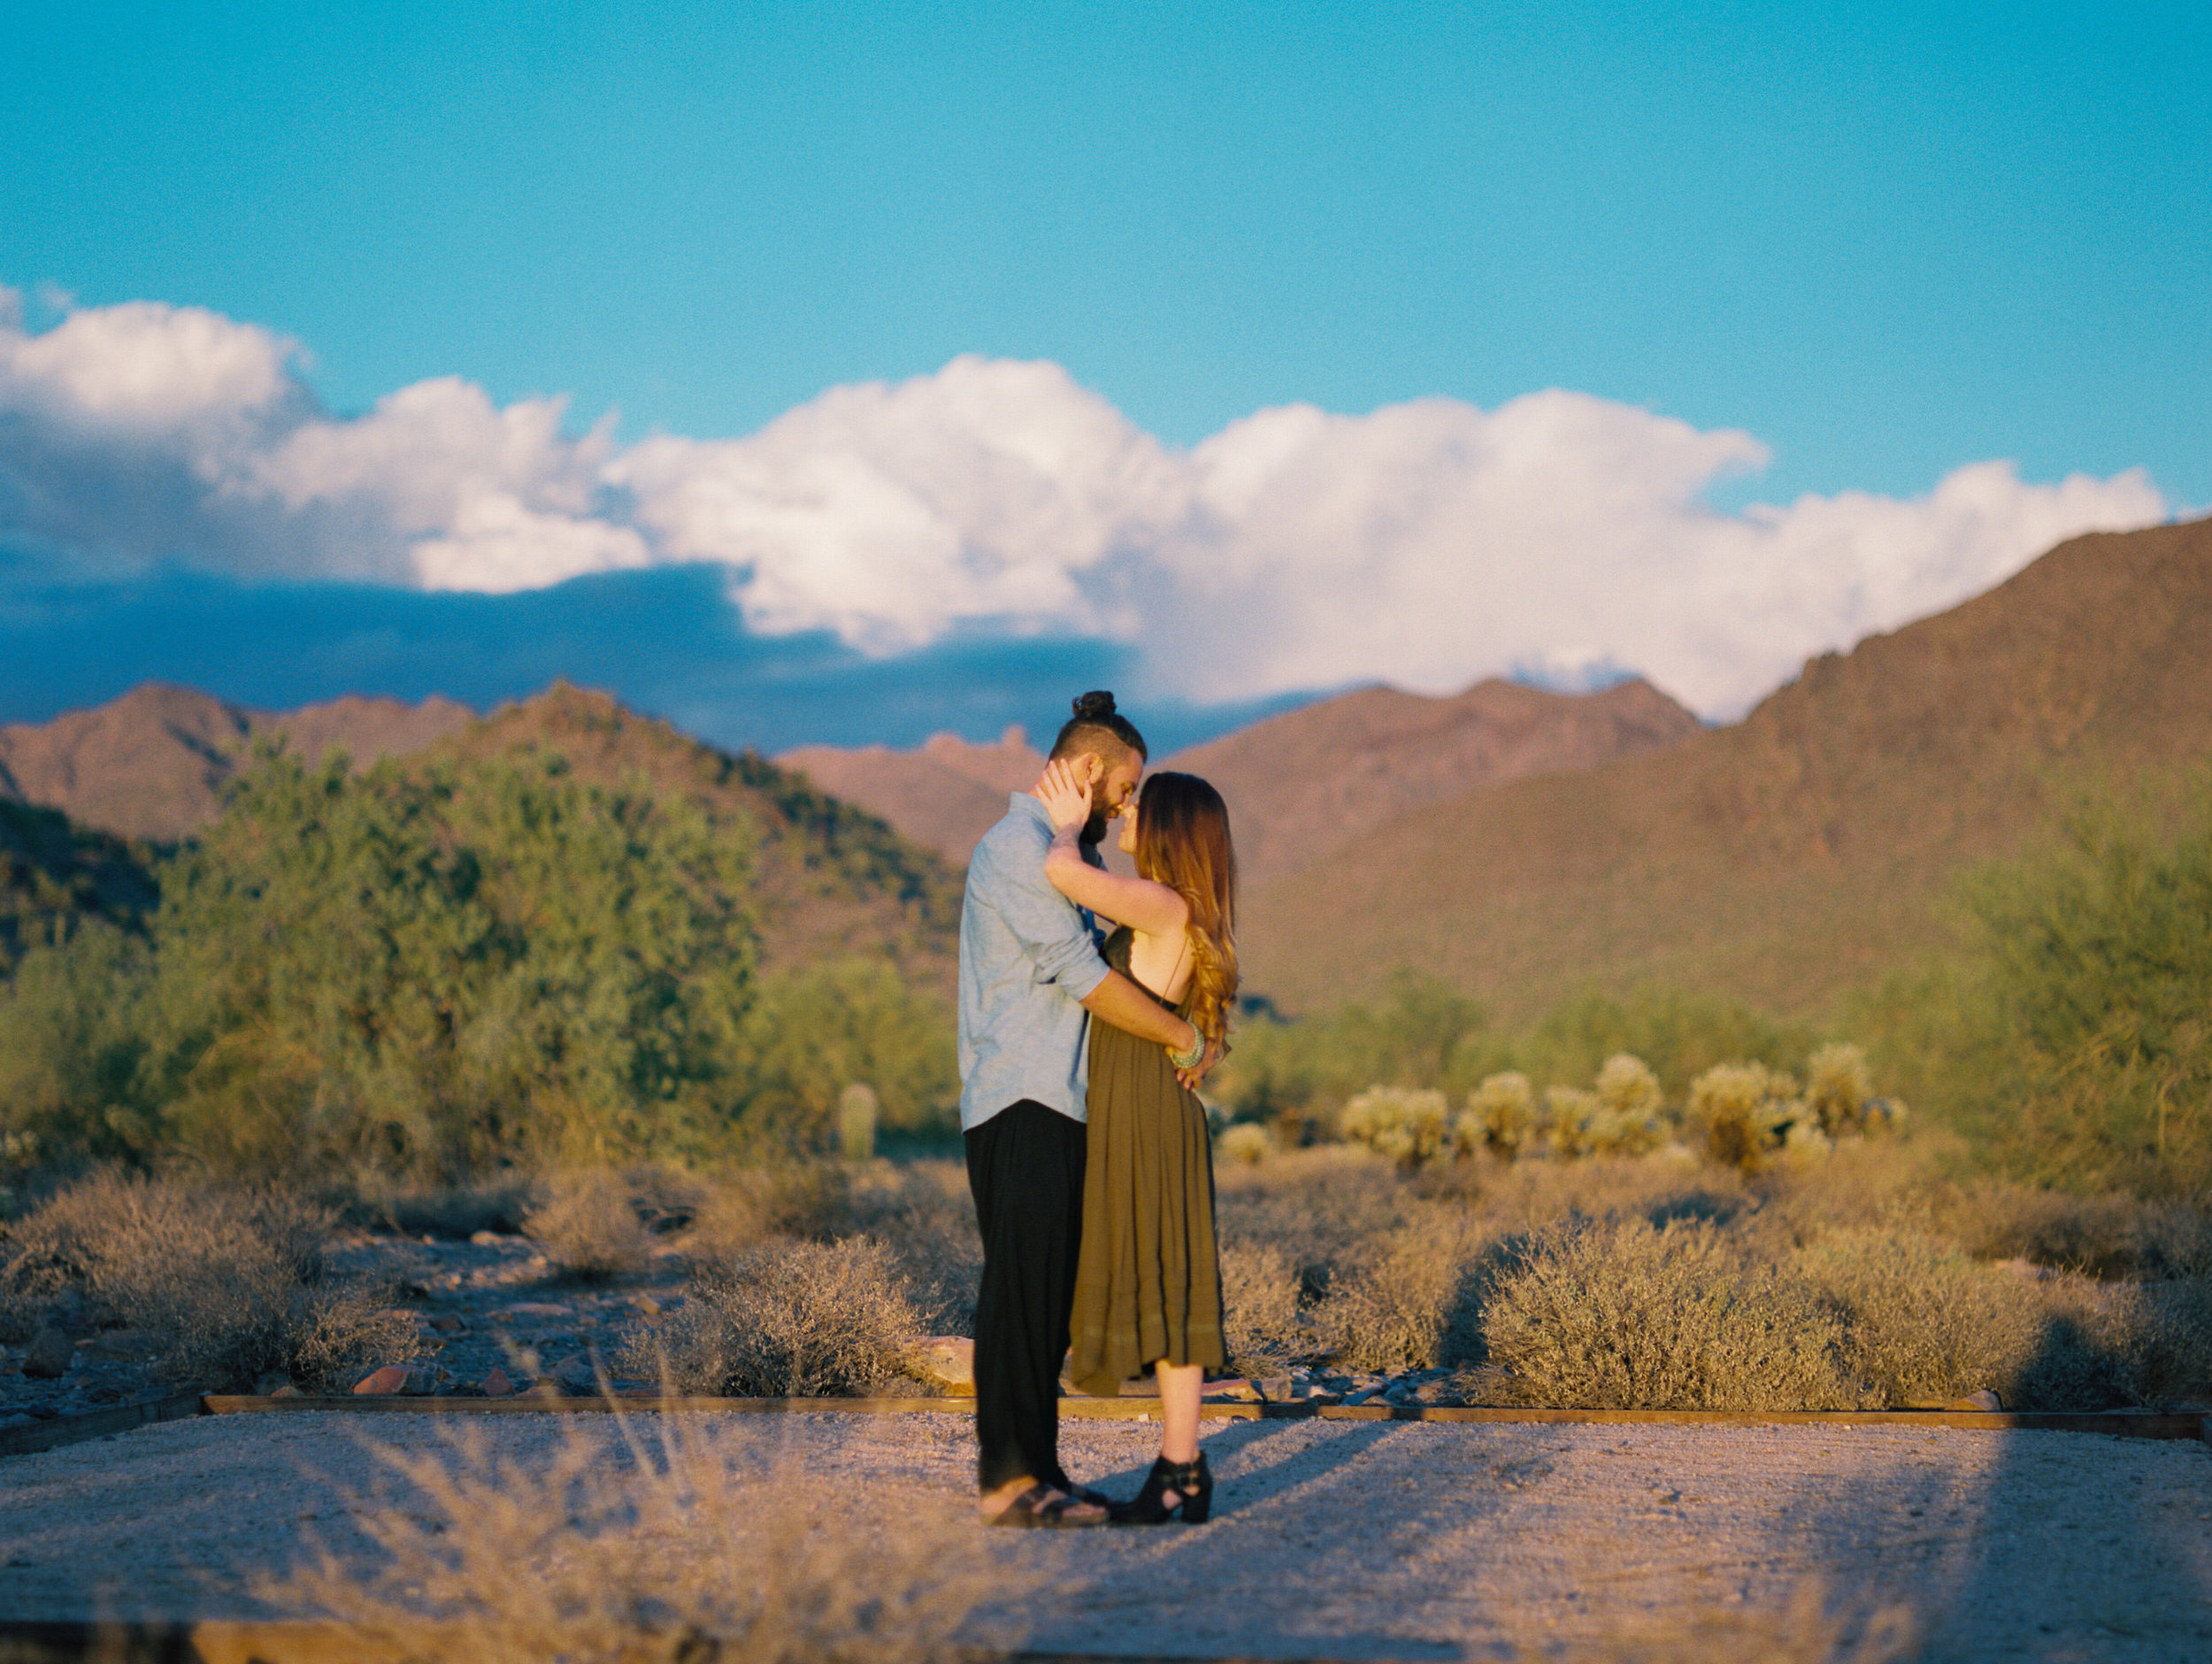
1079,804,1111,847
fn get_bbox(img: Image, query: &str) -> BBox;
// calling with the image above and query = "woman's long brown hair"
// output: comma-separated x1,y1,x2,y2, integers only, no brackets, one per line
1132,771,1239,1043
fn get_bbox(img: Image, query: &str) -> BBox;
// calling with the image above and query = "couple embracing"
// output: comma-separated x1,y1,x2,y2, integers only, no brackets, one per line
957,691,1238,1528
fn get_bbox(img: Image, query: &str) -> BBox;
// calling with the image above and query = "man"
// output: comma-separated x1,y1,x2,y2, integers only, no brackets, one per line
958,691,1220,1527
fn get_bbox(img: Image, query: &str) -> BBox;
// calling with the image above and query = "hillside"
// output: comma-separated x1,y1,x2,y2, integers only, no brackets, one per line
777,679,1701,873
779,727,1046,863
1163,677,1701,884
0,683,963,991
427,686,963,983
0,685,473,841
0,801,157,972
1240,516,2212,1022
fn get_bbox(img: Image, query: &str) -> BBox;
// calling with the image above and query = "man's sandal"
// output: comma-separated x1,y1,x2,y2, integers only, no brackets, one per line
986,1483,1108,1528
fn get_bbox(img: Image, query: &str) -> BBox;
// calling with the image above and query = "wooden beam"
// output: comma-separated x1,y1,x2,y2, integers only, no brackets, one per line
193,1395,2212,1438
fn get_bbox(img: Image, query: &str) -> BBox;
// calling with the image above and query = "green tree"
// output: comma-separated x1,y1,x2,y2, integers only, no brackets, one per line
136,746,760,1176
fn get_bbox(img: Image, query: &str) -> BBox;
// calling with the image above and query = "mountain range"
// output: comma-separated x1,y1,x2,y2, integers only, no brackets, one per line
0,683,960,986
7,513,2209,1024
777,677,1701,881
1240,514,2212,1020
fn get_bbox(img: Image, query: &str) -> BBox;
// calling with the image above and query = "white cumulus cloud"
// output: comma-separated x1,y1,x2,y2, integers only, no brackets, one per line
0,291,2171,717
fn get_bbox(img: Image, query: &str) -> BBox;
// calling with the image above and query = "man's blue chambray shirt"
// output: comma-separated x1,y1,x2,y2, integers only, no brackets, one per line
957,793,1111,1131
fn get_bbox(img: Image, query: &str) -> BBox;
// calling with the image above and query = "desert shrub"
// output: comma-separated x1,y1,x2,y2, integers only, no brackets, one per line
1216,1122,1273,1166
265,1418,1024,1664
1863,776,2212,1193
629,1237,920,1398
2000,1271,2212,1410
1215,970,1494,1122
1439,1150,1746,1233
1217,1239,1310,1375
1457,1071,1538,1159
1338,1086,1451,1168
281,1284,428,1392
1793,1229,2048,1407
732,957,959,1145
2124,1277,2212,1405
1513,987,1822,1107
1,1170,411,1386
841,1162,982,1335
1214,1145,1419,1293
524,1169,654,1280
1483,1218,1855,1410
1940,1180,2212,1279
353,1177,534,1239
1310,1213,1498,1371
681,1162,863,1262
0,919,151,1161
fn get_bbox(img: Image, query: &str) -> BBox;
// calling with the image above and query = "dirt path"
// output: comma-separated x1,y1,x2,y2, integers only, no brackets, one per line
2,1411,2207,1660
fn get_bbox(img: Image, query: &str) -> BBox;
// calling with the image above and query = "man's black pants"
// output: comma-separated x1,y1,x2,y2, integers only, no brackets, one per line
964,1099,1086,1492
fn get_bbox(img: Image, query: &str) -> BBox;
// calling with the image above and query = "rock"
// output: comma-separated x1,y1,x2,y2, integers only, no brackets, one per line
547,1354,602,1396
525,1376,568,1399
1412,1382,1452,1405
252,1370,292,1395
269,1383,303,1399
428,1313,468,1335
353,1365,435,1396
480,1367,518,1398
1201,1377,1264,1403
0,1414,37,1432
22,1325,74,1380
1252,1376,1294,1402
1948,1389,2005,1412
909,1336,976,1396
469,1230,506,1246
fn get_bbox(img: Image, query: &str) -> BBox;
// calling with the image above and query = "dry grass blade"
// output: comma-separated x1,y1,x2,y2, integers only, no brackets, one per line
262,1415,1039,1664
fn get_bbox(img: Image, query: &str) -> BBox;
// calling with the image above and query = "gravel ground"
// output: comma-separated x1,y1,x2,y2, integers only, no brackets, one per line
1,1411,2208,1661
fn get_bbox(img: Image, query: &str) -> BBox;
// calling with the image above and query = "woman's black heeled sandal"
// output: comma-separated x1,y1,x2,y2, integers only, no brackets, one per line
1111,1453,1212,1525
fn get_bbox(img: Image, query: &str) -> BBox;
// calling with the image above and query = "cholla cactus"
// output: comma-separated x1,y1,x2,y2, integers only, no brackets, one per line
1595,1053,1663,1119
1686,1062,1801,1170
1339,1086,1451,1168
1782,1118,1835,1164
1457,1071,1537,1160
1542,1086,1601,1159
1586,1054,1667,1154
1802,1044,1873,1136
1217,1122,1274,1166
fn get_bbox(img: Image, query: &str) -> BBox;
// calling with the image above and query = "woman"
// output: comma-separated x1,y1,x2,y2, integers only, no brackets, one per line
1036,759,1238,1525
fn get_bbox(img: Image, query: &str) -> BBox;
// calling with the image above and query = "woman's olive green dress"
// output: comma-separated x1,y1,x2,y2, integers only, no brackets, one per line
1066,926,1225,1399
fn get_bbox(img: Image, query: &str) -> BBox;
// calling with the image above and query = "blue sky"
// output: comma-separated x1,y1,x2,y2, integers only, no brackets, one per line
0,2,2203,748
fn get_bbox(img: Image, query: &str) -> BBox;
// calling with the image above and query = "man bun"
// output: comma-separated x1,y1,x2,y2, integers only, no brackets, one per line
1049,689,1148,763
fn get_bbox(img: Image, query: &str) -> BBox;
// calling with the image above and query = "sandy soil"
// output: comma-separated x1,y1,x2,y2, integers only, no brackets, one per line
1,1410,2208,1661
